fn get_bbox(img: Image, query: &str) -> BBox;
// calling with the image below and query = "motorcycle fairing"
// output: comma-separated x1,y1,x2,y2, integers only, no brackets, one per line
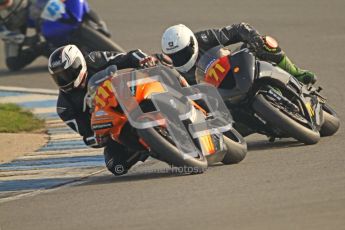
217,50,256,103
256,60,290,85
38,0,89,46
65,0,89,22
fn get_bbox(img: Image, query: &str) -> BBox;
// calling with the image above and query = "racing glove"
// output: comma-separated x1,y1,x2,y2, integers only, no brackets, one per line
130,49,157,68
252,35,285,63
153,53,173,68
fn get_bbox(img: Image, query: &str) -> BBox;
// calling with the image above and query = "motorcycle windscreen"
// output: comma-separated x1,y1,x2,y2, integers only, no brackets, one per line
110,66,233,157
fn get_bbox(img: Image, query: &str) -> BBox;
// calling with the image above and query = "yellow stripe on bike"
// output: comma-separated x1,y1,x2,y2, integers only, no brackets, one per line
200,134,215,155
305,102,315,116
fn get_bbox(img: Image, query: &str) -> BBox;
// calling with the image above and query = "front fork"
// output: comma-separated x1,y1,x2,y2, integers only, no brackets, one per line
256,83,322,131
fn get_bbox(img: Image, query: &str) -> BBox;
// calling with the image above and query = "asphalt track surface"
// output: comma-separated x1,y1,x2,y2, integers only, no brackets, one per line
0,0,345,229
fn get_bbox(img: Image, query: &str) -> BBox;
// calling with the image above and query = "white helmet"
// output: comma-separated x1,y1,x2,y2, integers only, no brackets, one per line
48,45,87,92
161,24,198,73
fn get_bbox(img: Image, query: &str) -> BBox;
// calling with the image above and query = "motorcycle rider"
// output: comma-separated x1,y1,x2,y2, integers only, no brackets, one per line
48,44,157,176
0,0,110,71
0,0,51,71
161,23,316,85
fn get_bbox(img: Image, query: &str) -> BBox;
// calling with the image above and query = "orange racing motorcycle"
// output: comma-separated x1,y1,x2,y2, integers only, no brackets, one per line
87,65,247,173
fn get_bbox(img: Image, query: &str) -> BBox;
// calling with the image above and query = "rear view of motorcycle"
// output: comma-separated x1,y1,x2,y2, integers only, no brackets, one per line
87,65,247,174
196,46,340,145
30,0,125,53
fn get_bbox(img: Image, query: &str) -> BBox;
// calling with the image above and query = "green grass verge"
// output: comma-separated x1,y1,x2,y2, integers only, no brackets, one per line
0,103,45,133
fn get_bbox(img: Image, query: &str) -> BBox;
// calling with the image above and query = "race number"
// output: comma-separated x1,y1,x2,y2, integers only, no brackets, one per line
94,80,114,107
205,56,231,88
41,0,66,21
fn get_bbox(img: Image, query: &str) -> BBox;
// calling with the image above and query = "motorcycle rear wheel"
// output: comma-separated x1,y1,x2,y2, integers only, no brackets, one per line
252,94,320,145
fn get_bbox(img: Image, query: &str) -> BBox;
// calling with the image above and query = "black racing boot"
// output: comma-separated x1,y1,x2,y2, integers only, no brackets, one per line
104,140,149,176
278,55,317,85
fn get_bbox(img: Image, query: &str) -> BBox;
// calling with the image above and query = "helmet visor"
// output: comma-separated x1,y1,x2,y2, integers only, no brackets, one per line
51,57,83,89
167,37,195,67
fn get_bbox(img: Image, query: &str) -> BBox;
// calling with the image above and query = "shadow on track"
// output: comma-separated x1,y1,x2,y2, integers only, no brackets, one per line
247,138,304,152
79,161,202,187
80,139,306,186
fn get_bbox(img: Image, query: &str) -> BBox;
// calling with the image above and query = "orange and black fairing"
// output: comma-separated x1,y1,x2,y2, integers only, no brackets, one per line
91,75,167,143
91,70,216,156
91,78,127,143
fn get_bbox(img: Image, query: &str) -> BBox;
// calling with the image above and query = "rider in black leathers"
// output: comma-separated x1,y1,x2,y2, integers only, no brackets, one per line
49,45,157,176
161,23,317,137
161,23,316,85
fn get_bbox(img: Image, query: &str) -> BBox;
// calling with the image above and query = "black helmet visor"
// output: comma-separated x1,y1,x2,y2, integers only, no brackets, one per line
51,57,83,89
167,37,195,67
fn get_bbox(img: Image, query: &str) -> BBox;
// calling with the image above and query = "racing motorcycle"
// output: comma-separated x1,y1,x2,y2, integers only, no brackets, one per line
87,65,247,173
3,0,124,54
195,45,340,145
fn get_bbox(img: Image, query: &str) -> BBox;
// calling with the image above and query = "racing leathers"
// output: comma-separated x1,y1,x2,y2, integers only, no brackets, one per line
182,22,315,85
56,49,153,176
0,24,51,71
0,0,52,71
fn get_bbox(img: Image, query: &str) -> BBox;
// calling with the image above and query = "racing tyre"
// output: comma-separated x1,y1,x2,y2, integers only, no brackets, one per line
252,94,320,145
222,129,247,164
137,127,208,174
320,104,340,137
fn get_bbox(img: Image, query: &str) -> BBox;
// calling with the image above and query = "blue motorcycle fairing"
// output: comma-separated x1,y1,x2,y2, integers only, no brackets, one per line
28,0,90,47
41,20,78,46
65,0,90,22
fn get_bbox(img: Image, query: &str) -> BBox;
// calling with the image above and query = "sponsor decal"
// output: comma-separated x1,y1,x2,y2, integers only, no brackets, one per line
201,33,208,42
95,109,108,116
92,122,113,130
204,58,217,73
166,41,179,51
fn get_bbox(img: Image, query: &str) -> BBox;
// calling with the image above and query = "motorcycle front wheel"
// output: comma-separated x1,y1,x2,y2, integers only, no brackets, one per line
320,104,340,137
252,94,320,145
137,127,208,174
221,129,247,164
